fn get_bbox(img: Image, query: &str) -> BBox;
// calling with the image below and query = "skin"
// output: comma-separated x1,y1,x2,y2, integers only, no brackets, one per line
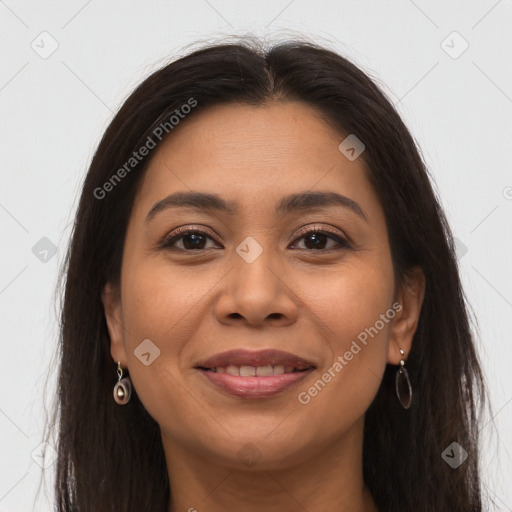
102,101,425,512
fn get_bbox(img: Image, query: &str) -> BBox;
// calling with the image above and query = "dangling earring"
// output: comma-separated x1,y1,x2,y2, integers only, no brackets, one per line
113,361,132,405
395,348,412,409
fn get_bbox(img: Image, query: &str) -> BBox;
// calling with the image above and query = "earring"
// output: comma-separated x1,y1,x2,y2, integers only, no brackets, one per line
113,361,132,405
395,348,412,410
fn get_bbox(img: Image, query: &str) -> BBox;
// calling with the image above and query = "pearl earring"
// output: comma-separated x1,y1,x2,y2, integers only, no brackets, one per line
113,361,132,405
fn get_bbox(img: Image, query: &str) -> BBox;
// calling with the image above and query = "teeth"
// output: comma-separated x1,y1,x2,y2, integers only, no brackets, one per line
256,365,273,377
240,365,256,377
225,365,239,376
273,365,285,375
211,364,305,376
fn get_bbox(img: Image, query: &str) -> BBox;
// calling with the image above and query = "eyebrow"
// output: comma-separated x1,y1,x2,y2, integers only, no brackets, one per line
145,190,369,223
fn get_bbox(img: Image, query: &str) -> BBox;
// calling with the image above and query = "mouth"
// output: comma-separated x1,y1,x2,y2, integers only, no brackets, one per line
194,349,316,399
198,365,312,375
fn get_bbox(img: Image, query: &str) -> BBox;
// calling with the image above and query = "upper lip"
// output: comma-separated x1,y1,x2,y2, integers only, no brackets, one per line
194,349,316,370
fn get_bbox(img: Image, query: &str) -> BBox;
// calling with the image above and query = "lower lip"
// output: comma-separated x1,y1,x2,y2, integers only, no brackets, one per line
197,368,315,399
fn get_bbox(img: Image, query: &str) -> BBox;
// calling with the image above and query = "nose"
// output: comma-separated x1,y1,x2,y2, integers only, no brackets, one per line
214,241,299,328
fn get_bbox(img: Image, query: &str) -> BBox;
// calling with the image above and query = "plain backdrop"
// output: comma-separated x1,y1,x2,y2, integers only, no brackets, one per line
1,1,511,510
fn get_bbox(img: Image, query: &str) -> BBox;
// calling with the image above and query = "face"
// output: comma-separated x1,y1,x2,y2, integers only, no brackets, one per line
103,101,424,470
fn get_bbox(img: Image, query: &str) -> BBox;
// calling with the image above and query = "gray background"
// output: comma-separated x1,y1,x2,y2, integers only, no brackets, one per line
1,1,511,510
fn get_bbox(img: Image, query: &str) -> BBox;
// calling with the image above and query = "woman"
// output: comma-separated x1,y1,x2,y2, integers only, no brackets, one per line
46,37,487,511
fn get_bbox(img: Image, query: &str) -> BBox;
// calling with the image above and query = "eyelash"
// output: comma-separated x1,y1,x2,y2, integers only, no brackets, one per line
158,225,351,253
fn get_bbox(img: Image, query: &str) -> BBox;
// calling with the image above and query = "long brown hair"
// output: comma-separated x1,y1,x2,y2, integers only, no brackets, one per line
45,37,488,511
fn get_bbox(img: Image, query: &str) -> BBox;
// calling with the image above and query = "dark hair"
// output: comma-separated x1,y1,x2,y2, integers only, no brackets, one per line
45,36,488,511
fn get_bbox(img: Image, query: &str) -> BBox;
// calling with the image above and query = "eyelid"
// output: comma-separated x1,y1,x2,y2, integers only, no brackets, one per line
168,224,217,238
293,223,347,240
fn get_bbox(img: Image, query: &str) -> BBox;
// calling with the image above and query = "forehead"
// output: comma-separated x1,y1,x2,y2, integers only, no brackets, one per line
132,101,381,223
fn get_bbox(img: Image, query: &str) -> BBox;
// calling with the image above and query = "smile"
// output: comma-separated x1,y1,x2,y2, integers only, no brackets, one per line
202,364,310,376
194,348,317,399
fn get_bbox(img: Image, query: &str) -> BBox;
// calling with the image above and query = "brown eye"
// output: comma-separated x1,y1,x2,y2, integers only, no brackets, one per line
290,228,351,251
160,228,220,251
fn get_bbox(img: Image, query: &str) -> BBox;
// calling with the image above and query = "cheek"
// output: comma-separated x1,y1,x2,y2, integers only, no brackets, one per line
121,258,215,340
118,258,219,408
310,255,395,346
298,255,394,409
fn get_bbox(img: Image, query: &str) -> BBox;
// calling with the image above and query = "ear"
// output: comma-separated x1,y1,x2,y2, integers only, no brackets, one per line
101,281,128,367
387,266,426,364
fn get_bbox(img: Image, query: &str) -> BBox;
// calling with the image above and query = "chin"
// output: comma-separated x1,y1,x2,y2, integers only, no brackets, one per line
197,435,319,472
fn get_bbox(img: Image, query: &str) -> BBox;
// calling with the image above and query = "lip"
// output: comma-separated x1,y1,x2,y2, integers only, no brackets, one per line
194,349,315,370
194,349,317,399
197,367,316,399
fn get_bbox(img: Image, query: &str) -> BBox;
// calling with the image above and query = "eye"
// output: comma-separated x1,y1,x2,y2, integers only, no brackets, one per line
158,225,351,253
159,227,220,251
290,226,351,251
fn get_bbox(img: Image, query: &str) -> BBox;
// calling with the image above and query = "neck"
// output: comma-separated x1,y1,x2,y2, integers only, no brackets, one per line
164,417,378,512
